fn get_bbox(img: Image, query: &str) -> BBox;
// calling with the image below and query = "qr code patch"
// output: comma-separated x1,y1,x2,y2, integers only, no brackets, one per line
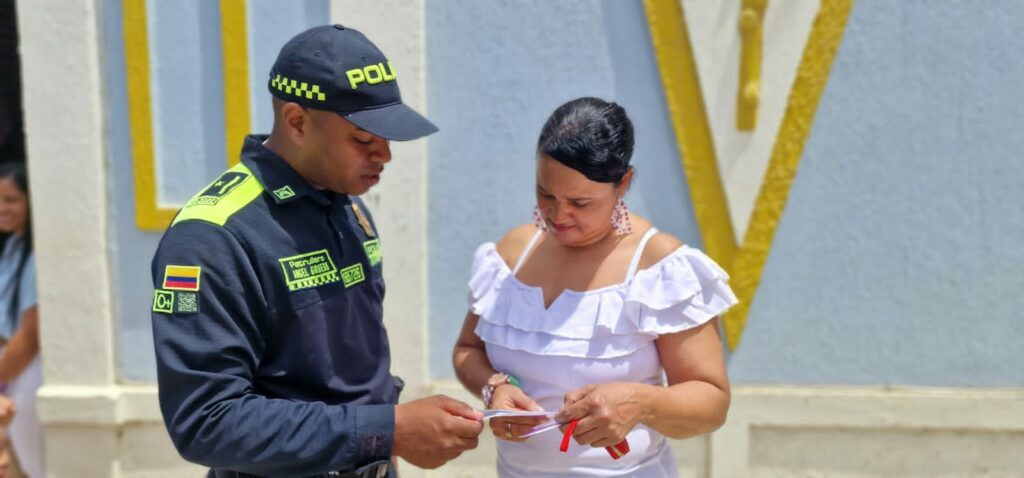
176,292,199,314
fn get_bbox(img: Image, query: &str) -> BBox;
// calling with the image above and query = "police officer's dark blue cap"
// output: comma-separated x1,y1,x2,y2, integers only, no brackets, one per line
269,24,438,141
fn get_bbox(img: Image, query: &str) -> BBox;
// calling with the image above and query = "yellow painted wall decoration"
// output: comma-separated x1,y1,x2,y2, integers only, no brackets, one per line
644,0,853,349
643,0,738,270
220,0,251,168
124,0,174,230
125,0,251,230
737,0,767,131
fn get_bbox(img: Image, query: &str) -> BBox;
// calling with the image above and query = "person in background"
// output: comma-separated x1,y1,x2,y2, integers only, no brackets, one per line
0,161,42,478
453,97,737,477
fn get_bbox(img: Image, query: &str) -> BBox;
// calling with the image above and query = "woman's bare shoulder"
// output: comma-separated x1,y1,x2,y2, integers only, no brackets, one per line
638,226,685,270
494,224,540,268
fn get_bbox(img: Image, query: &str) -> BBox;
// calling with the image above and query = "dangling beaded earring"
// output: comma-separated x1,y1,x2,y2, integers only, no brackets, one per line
611,200,633,236
533,206,548,231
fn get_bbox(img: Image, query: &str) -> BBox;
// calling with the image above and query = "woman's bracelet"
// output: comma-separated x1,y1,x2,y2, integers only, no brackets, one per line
481,372,521,407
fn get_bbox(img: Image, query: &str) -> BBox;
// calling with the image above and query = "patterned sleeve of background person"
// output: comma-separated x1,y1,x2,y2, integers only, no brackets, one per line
150,220,394,476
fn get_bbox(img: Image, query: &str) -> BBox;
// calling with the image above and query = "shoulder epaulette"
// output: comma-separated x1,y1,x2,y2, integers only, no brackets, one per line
172,163,264,227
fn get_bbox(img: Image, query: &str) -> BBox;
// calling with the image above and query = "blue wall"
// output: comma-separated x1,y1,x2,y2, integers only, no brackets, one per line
106,0,1024,386
248,0,329,133
106,0,328,381
425,0,701,378
728,0,1024,386
148,0,226,203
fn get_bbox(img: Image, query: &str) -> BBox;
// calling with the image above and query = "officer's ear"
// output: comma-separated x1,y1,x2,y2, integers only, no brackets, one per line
279,102,311,146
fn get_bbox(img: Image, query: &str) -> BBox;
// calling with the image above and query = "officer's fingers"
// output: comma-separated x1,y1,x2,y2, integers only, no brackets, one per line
448,415,485,439
438,395,483,421
455,435,480,451
445,450,464,466
438,436,470,458
424,456,448,470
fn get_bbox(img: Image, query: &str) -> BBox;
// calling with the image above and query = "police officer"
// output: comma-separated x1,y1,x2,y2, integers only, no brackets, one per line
151,25,484,477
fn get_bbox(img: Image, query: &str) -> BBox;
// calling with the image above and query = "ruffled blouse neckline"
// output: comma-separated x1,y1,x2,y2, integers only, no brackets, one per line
468,241,738,359
502,244,693,311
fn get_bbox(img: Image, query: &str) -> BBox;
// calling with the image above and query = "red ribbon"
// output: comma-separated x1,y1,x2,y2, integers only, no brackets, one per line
558,419,579,452
559,419,630,460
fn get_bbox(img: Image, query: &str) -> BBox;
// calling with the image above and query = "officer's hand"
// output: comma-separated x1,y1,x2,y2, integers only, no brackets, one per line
393,395,484,469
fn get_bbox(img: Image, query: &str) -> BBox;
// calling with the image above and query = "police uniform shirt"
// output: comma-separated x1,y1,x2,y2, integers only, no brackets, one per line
151,135,395,477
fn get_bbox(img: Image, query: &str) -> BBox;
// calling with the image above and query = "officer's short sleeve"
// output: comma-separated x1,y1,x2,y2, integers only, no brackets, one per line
152,221,393,475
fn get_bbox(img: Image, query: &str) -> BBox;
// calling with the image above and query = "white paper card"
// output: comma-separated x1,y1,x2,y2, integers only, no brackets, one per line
518,421,562,438
479,409,556,420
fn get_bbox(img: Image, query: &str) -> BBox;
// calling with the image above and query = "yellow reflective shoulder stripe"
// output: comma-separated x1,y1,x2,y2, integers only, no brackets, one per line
172,163,264,227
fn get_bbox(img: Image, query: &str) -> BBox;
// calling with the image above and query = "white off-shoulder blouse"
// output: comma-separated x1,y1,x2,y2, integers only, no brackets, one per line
469,228,738,477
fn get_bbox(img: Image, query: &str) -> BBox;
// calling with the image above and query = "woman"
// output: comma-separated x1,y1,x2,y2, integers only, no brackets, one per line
0,161,43,477
453,98,737,476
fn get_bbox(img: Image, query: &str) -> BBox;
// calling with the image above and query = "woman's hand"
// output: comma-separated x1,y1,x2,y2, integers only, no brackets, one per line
488,384,549,442
555,383,650,448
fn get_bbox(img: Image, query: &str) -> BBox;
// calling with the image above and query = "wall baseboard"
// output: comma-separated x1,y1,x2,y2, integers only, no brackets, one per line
38,383,1024,477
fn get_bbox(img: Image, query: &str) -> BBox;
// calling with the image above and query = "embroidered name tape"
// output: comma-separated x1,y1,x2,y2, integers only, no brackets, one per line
279,250,340,291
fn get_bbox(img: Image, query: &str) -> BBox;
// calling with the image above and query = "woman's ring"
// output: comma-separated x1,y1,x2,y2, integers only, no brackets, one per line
506,423,513,438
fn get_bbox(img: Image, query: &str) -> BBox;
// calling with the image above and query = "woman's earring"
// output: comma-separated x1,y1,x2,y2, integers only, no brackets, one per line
611,200,633,236
533,206,548,231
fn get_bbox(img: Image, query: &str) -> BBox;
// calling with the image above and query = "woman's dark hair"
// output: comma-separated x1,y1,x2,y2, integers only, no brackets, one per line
0,161,31,322
536,97,635,184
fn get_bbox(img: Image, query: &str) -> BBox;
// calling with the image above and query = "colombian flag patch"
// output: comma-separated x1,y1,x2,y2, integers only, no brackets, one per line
163,265,202,291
